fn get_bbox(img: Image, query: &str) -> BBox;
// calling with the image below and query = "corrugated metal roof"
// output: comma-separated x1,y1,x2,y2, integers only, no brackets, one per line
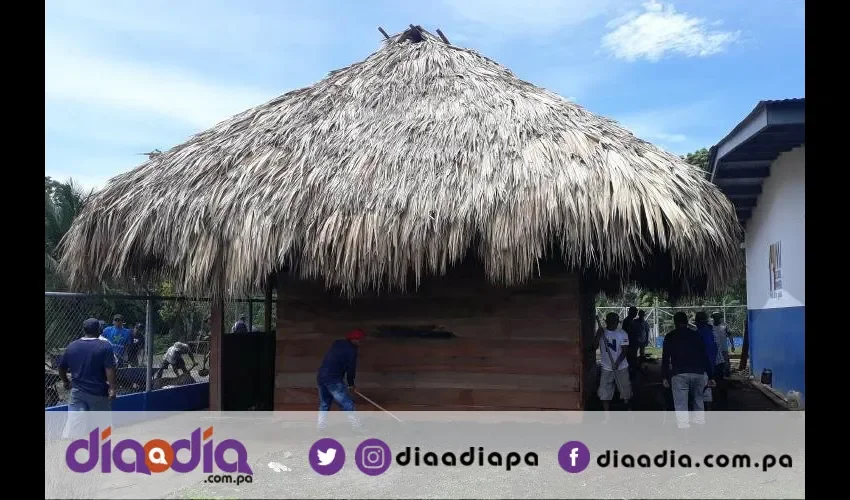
709,98,805,226
714,98,805,149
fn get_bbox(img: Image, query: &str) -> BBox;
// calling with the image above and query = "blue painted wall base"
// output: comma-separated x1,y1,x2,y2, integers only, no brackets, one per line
45,382,209,415
748,307,805,403
44,383,209,439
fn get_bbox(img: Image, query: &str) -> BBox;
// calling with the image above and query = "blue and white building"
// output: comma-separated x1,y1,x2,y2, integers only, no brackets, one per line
709,98,805,402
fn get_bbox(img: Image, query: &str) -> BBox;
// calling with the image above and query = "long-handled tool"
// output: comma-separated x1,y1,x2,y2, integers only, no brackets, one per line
355,390,404,424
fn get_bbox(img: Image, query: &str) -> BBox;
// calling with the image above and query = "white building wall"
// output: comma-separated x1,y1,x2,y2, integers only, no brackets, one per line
745,146,805,309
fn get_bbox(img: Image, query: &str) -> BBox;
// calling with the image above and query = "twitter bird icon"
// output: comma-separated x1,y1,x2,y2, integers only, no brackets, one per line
309,438,346,475
317,448,337,466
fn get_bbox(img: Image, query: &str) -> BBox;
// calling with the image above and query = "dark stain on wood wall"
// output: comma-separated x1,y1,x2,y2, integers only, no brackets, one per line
274,265,584,411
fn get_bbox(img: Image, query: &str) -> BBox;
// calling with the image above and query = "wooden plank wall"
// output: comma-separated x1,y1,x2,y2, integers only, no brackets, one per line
274,269,584,411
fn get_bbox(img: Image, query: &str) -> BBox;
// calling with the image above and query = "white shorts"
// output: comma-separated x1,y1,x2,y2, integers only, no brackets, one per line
598,368,632,401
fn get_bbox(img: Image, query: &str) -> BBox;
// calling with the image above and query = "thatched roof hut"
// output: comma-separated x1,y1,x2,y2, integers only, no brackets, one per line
60,25,741,301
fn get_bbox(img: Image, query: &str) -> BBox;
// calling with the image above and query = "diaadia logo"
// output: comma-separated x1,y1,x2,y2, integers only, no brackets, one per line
65,426,254,475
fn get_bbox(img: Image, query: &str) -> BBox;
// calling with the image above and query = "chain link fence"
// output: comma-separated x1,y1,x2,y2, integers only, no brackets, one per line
44,292,275,408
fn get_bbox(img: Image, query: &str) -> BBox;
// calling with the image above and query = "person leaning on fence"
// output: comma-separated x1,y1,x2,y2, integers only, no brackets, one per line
155,342,196,378
596,312,631,422
662,312,715,429
59,318,117,438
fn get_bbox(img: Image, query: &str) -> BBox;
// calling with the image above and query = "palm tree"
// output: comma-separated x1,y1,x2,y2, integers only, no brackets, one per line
45,177,98,365
45,177,93,290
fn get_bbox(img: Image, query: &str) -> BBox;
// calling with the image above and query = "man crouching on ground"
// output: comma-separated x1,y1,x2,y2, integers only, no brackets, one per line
597,312,631,422
316,329,365,432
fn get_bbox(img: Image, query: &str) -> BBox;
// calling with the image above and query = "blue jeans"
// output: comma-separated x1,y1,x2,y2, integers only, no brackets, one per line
317,381,360,429
671,373,706,428
63,388,112,439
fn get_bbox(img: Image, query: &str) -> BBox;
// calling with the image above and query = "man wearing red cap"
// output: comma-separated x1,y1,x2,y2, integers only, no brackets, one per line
316,329,365,432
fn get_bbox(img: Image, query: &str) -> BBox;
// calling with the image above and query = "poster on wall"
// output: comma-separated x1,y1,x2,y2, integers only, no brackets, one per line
769,241,783,298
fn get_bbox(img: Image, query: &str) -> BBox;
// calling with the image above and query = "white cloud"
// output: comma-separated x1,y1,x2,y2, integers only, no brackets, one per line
602,1,740,62
442,0,619,35
45,34,278,130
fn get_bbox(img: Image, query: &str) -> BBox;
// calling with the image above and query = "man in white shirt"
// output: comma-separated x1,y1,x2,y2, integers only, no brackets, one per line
232,315,249,334
597,312,632,421
711,312,735,407
711,312,734,376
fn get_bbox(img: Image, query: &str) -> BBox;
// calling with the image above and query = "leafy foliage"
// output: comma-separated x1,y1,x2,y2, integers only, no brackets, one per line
155,281,209,350
683,147,710,174
44,177,273,361
45,177,93,290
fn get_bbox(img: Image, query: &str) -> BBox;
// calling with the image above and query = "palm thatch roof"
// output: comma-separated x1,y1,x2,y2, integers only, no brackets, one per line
60,25,742,300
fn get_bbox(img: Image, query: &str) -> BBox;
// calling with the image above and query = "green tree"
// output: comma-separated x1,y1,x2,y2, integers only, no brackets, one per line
45,177,97,357
45,177,93,290
155,281,209,350
683,147,710,173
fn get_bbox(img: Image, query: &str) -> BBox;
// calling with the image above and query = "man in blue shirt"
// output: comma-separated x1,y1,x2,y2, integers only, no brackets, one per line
59,318,117,437
694,312,718,410
316,329,364,432
101,314,132,365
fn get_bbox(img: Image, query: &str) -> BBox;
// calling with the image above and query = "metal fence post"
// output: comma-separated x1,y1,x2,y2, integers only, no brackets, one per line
145,299,154,393
653,297,659,346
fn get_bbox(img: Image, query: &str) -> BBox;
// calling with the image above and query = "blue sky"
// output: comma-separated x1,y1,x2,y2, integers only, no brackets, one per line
45,0,805,191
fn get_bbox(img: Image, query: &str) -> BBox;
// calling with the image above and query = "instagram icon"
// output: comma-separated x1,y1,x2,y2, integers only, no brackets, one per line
355,438,392,476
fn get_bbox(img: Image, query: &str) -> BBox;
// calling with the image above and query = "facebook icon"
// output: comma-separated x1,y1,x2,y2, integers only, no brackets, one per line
558,441,591,473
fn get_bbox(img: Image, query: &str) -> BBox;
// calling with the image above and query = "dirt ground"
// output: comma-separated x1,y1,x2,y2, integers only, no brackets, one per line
587,352,782,411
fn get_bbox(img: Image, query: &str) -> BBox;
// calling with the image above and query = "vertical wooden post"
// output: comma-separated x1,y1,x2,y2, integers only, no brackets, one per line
578,274,598,411
209,297,224,411
264,274,274,334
